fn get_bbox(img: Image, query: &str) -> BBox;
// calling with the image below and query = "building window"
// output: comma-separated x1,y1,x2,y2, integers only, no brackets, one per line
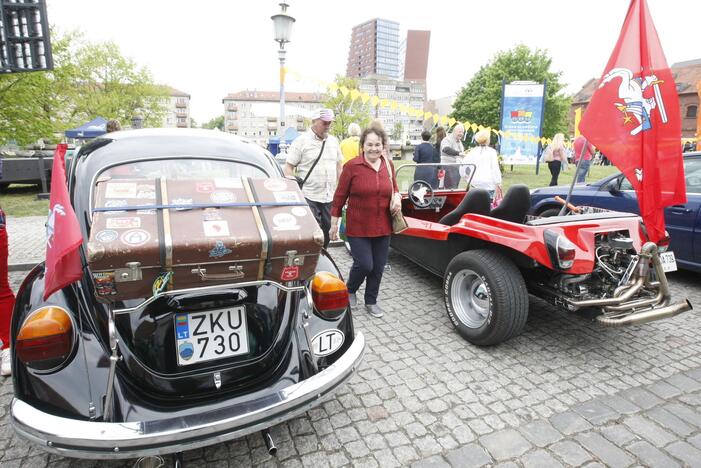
687,105,697,119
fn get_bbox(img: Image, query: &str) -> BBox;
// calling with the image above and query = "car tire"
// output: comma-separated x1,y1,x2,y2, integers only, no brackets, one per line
443,250,528,346
539,207,566,217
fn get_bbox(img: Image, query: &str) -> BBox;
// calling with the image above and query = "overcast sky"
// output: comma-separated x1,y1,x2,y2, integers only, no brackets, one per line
47,0,699,124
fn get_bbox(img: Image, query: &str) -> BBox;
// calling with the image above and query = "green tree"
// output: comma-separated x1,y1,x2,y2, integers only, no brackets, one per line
451,44,571,138
202,115,225,131
0,30,168,146
391,122,403,141
322,75,371,139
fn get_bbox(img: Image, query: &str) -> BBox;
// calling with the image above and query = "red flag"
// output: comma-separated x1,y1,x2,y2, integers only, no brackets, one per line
44,144,83,300
579,0,686,242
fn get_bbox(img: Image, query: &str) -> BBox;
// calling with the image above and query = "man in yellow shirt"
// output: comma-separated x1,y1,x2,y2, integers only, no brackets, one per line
340,123,361,165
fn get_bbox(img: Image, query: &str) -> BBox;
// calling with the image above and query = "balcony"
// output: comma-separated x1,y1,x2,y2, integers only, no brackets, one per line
226,104,238,111
175,101,187,109
227,123,238,131
266,116,278,122
175,111,188,118
296,124,305,131
176,122,188,128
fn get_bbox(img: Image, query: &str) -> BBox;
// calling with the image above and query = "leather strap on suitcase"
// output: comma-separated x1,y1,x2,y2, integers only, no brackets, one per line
242,177,270,280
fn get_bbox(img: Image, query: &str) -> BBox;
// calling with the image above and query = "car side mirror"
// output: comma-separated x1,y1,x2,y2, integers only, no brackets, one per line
607,181,622,195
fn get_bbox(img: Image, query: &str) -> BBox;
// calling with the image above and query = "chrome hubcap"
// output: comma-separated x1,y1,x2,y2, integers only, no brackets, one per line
451,269,490,328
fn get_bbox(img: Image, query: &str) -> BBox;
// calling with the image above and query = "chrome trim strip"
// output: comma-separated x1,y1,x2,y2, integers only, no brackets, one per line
159,176,174,269
12,333,365,460
112,280,305,315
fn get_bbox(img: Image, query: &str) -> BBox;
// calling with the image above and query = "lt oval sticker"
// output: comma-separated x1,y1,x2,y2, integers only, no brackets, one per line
311,329,345,357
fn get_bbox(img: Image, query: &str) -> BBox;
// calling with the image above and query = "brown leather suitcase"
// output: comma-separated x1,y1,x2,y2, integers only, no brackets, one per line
87,176,323,302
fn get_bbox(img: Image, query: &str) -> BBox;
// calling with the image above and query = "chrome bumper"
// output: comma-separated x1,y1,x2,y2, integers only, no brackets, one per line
12,333,365,459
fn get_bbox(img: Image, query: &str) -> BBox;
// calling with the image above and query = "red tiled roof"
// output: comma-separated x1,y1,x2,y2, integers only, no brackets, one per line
222,90,326,102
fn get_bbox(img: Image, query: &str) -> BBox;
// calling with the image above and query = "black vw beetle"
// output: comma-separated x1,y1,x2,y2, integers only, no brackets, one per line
10,129,365,463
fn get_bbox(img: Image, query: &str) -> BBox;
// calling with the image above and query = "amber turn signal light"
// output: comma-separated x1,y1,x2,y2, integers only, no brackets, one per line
16,306,75,371
311,272,349,319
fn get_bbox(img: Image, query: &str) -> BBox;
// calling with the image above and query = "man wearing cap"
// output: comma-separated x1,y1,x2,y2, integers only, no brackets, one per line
284,108,343,248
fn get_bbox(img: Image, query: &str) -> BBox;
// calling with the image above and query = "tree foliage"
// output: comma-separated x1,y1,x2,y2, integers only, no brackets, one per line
322,76,371,139
452,45,571,138
0,30,168,146
202,115,225,131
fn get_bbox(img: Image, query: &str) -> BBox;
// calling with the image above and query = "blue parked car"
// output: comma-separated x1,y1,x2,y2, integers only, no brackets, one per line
530,152,701,272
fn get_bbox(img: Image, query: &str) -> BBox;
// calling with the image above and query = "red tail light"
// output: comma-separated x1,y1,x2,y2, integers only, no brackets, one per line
16,306,75,371
657,235,671,253
311,272,349,319
556,236,576,269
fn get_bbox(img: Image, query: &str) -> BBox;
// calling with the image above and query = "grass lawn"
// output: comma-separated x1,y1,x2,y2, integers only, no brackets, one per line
1,185,49,217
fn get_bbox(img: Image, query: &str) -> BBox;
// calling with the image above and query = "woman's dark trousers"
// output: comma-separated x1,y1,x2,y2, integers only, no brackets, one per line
548,160,562,186
346,235,390,305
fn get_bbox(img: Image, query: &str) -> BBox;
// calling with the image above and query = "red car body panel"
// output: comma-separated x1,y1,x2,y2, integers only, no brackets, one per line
401,213,645,275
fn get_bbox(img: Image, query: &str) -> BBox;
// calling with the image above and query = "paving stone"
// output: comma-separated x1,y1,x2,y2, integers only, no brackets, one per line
479,429,532,461
646,407,696,436
573,400,620,425
550,440,593,466
575,432,635,467
550,411,593,435
345,439,370,458
667,373,701,392
521,449,564,468
393,445,420,465
444,443,492,468
618,387,664,410
628,441,681,468
411,455,451,468
689,433,701,451
600,394,641,415
622,415,677,446
647,381,683,399
519,420,563,448
664,403,701,427
599,424,638,446
664,441,701,467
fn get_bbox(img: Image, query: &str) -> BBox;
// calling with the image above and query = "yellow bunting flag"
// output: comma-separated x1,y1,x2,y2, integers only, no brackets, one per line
370,95,380,107
339,86,349,97
350,89,360,101
360,92,370,104
380,98,389,108
390,100,398,111
424,112,433,121
448,117,456,127
440,116,449,126
470,123,478,132
328,83,339,94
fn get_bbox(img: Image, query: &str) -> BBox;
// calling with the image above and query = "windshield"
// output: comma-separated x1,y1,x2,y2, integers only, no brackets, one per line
395,162,476,192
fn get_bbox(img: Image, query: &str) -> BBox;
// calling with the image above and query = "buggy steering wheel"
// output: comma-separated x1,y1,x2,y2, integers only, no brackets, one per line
408,180,434,209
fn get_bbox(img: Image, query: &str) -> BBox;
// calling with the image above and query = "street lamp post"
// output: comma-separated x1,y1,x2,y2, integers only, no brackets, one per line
271,2,295,143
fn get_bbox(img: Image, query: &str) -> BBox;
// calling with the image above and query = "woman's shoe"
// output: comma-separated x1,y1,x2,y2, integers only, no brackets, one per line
348,293,357,308
365,304,384,318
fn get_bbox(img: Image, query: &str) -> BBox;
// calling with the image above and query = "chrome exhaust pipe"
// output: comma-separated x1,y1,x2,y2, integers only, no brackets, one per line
597,299,692,327
262,428,277,456
604,290,664,313
569,276,645,309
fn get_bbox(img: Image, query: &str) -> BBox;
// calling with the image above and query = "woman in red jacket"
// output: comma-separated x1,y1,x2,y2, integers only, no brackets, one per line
0,207,14,376
330,127,401,318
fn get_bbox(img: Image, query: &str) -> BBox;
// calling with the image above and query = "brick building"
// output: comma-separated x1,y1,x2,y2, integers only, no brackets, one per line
570,59,701,139
346,18,401,79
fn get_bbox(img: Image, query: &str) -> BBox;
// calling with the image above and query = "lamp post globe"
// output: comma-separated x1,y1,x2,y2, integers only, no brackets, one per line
271,2,295,144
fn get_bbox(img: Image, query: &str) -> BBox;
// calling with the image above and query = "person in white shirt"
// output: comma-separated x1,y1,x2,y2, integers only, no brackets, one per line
439,124,466,189
462,129,502,200
284,108,343,248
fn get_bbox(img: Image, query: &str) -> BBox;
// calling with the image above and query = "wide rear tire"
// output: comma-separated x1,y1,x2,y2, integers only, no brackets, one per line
443,250,528,346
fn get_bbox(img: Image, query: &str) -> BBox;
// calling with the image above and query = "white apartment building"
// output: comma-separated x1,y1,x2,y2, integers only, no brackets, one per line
162,87,191,128
359,75,426,142
222,90,325,140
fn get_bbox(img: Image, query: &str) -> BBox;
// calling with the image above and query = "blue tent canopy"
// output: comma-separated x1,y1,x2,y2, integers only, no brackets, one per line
268,127,301,155
64,117,108,139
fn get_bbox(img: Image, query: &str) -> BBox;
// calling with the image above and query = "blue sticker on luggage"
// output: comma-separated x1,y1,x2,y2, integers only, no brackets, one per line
175,314,189,339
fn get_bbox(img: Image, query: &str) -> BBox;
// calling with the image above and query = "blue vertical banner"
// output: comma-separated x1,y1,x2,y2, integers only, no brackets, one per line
499,82,546,164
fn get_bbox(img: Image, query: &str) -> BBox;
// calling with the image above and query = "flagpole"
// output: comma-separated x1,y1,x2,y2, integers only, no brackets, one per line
558,138,590,216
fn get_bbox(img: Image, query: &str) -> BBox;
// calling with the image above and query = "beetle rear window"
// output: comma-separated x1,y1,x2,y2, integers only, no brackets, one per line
100,158,269,181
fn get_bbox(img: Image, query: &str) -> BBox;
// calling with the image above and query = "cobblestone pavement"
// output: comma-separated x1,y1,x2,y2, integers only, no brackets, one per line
2,218,701,467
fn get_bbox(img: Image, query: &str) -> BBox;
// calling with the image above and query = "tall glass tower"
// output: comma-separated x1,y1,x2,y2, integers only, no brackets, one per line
346,18,400,79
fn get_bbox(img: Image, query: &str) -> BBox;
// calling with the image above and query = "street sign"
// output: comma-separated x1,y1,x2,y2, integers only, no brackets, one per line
0,0,53,73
